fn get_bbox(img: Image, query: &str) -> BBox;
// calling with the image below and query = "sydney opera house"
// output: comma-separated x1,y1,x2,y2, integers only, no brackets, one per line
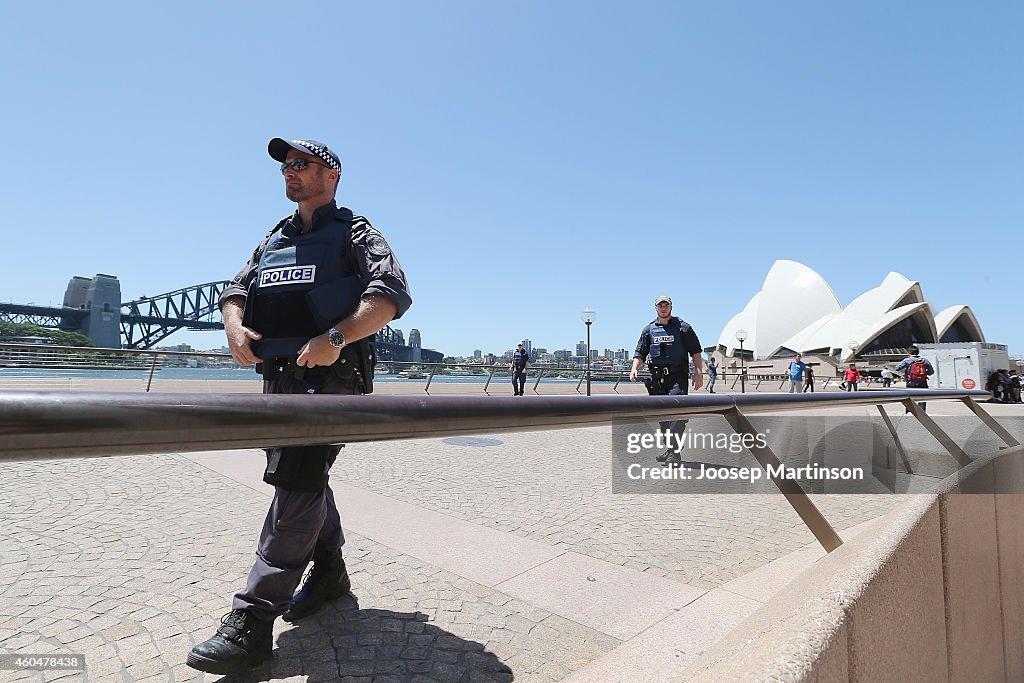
714,260,985,368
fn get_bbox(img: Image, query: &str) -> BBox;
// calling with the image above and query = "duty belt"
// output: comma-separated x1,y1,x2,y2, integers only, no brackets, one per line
256,358,332,383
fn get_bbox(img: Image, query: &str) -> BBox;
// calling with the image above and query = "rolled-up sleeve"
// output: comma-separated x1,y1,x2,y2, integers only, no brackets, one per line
218,238,269,310
633,326,651,360
351,220,413,319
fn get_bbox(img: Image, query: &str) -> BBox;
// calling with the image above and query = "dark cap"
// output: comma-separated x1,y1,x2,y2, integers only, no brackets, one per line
268,138,342,173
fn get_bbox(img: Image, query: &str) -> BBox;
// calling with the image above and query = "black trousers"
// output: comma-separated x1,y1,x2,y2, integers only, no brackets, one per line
233,370,361,621
512,369,526,395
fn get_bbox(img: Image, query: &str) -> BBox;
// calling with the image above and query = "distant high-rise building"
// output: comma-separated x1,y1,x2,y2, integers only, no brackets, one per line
554,349,572,362
473,349,482,359
522,339,533,355
484,353,497,365
576,341,588,357
534,347,548,356
603,348,614,359
409,329,421,348
590,349,599,360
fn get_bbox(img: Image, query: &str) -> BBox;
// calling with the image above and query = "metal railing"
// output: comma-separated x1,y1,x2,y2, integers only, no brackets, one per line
1,388,1013,555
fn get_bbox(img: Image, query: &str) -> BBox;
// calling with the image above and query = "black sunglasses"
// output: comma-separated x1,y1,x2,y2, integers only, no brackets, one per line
280,158,330,174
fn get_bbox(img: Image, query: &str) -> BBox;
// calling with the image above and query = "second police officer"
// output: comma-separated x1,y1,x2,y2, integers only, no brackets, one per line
187,138,412,675
629,295,706,466
510,342,529,396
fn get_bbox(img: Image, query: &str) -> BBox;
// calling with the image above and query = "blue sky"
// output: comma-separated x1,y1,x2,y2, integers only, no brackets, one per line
1,2,1020,358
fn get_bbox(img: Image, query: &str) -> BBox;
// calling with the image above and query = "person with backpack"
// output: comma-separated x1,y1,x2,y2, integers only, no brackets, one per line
802,364,815,393
894,346,934,410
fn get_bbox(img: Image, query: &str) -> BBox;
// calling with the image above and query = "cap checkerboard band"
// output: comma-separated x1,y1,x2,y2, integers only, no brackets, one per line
294,139,341,172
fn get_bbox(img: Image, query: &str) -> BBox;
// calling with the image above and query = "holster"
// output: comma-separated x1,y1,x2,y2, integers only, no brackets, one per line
645,364,670,396
264,444,341,491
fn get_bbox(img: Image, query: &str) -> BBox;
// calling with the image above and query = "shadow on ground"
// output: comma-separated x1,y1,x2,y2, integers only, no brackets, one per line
213,595,514,682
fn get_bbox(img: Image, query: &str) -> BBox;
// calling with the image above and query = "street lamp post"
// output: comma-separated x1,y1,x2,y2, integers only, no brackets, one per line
736,329,748,394
581,308,596,396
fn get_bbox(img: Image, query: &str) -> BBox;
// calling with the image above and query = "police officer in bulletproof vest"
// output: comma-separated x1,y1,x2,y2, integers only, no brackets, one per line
510,342,529,396
187,138,411,675
629,295,705,466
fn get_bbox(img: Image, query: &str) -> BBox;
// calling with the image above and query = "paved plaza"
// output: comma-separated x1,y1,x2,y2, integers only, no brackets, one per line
1,390,1021,682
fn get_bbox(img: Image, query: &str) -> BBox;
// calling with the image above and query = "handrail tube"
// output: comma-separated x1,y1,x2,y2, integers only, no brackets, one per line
0,390,989,462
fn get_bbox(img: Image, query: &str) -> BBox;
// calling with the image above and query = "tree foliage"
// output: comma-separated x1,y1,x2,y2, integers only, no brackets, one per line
0,322,95,347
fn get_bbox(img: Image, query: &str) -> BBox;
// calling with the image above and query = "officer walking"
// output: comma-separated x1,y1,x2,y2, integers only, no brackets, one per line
509,342,529,396
629,295,705,466
186,138,412,675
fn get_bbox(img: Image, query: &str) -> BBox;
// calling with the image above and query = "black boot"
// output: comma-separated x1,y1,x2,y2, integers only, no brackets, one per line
282,544,352,622
186,609,273,674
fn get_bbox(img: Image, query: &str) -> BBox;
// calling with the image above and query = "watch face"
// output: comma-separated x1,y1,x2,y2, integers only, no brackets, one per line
329,329,345,347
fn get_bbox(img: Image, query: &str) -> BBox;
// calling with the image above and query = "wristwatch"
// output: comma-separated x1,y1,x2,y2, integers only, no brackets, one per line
328,328,347,349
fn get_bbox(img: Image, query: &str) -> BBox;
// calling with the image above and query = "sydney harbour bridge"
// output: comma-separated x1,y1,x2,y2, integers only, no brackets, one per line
0,274,440,363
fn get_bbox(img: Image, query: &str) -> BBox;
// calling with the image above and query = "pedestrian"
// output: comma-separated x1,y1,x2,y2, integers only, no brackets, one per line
187,138,412,675
843,363,861,392
787,353,807,393
509,342,529,395
1009,370,1022,403
629,295,705,466
707,356,718,393
881,366,893,388
894,346,934,411
802,364,815,393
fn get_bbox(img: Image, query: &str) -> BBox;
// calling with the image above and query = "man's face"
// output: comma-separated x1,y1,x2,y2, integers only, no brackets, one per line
655,301,672,317
795,354,802,361
283,150,334,203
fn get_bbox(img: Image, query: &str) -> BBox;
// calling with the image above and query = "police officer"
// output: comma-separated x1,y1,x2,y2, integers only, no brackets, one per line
186,138,412,675
509,342,529,396
629,295,705,466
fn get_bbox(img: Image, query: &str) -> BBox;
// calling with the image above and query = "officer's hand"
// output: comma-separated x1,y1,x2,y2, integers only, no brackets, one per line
226,323,262,367
629,368,639,383
692,370,704,391
297,333,342,368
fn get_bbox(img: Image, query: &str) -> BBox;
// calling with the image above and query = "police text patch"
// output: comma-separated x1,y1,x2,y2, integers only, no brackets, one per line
653,335,675,343
366,235,391,257
259,265,316,288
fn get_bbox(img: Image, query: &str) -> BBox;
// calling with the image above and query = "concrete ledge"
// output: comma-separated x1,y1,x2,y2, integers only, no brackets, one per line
682,442,1024,683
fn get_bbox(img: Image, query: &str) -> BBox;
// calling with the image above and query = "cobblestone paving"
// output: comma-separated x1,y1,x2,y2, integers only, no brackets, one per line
330,425,897,589
0,455,618,682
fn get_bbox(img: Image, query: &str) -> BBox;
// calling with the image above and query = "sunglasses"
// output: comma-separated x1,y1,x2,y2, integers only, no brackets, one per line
280,158,331,174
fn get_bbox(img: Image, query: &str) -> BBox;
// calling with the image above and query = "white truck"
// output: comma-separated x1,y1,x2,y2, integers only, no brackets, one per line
915,342,1009,392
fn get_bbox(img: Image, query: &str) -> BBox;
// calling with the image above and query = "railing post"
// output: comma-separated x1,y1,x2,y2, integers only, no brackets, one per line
901,398,972,467
959,396,1021,447
424,367,436,395
145,353,158,392
722,406,843,553
876,405,914,474
483,366,496,396
532,369,545,395
613,370,624,393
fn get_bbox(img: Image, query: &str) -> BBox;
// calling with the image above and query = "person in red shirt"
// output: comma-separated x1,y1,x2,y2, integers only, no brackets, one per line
843,363,861,392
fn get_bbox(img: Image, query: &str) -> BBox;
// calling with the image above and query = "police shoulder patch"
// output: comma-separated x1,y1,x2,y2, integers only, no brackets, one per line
366,234,391,257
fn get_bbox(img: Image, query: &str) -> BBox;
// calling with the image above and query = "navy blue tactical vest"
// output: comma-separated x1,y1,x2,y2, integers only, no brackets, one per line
244,209,364,359
647,318,686,367
512,350,528,370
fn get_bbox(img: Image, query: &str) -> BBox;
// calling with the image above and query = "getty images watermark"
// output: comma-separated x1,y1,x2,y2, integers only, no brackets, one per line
610,415,1015,495
622,425,864,485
